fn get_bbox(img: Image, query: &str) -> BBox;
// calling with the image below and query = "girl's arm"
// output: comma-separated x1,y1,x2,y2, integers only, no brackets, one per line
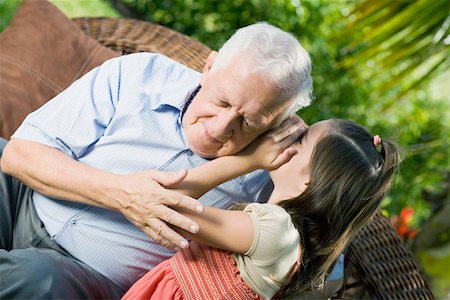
175,116,304,198
173,153,259,199
170,116,305,253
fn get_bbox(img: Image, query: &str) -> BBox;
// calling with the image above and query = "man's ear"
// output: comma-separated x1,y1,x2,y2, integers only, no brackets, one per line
200,51,218,86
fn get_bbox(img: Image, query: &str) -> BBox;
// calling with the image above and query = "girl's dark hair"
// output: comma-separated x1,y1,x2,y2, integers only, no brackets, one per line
278,118,401,296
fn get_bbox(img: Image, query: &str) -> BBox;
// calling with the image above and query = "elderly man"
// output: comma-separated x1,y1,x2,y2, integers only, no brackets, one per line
0,23,312,298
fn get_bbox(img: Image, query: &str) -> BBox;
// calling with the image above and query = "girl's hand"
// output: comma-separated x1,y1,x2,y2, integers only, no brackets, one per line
240,116,307,170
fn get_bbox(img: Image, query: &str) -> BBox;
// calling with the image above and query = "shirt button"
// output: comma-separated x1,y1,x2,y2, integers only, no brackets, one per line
71,220,77,226
187,150,194,156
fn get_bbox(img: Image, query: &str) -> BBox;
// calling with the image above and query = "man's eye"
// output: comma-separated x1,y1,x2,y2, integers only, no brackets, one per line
240,117,252,129
219,100,229,107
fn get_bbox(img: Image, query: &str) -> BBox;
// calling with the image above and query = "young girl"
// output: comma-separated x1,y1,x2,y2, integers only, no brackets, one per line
123,118,401,299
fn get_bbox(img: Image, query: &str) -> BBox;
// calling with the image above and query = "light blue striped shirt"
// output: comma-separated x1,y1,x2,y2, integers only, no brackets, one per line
12,53,272,290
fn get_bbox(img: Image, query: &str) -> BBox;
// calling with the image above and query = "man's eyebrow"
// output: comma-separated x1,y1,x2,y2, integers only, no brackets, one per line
210,90,222,100
213,86,227,99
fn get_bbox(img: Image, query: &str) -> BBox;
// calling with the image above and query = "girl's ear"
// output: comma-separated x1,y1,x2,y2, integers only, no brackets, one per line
200,51,218,86
297,175,310,195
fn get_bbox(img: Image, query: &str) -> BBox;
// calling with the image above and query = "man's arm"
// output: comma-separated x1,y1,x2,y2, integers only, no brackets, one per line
0,54,207,251
0,139,203,250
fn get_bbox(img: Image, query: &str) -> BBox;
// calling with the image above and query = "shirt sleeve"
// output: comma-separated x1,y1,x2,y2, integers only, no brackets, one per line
244,203,299,267
233,203,300,299
12,56,122,159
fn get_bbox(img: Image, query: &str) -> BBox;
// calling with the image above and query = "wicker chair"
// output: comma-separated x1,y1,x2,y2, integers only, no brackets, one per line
72,17,434,300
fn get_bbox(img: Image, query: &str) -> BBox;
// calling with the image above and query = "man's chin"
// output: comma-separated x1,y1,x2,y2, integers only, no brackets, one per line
189,144,219,159
198,152,217,159
191,145,239,159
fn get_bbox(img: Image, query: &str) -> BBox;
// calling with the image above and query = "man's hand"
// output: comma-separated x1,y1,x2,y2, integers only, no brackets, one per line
240,115,307,170
115,170,204,251
2,139,204,251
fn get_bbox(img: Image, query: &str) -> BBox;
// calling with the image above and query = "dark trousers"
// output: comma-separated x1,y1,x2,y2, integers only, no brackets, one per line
0,138,124,299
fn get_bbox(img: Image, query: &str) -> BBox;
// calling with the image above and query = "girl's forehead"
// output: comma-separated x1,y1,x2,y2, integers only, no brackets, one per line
311,119,330,129
308,120,330,139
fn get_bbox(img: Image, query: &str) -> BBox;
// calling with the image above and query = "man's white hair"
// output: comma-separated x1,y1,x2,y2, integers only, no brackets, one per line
211,22,313,120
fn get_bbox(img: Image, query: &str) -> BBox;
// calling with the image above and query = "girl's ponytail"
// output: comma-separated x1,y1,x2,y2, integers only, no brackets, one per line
380,139,402,188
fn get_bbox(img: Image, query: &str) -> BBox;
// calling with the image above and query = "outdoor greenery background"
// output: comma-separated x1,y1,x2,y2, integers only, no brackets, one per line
1,0,449,298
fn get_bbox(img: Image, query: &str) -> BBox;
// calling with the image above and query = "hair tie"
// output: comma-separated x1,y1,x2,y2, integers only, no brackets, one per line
373,135,382,147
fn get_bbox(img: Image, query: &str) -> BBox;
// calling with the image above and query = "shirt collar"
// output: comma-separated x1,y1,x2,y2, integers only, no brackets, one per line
175,83,201,127
180,84,201,121
164,72,201,107
177,83,201,150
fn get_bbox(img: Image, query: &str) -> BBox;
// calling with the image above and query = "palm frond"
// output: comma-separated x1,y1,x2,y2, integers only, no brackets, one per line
336,0,450,96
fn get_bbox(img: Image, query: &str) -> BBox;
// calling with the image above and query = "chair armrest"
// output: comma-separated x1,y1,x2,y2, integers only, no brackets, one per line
347,211,434,299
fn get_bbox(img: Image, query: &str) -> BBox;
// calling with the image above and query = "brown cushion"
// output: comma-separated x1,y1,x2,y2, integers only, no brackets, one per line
0,0,120,139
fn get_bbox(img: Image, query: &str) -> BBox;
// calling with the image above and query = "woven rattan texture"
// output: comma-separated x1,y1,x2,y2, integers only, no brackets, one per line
74,17,434,299
73,17,211,72
349,211,434,299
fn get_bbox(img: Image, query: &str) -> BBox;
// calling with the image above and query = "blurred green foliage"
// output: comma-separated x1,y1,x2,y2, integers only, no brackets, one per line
0,0,118,32
336,0,449,100
0,0,19,31
418,248,450,298
50,0,120,18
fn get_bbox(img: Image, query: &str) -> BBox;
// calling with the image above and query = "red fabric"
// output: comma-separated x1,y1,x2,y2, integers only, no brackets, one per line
123,241,262,300
122,260,184,300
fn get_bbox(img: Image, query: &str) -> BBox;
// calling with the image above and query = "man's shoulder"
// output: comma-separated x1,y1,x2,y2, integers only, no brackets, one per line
119,52,196,72
113,53,201,85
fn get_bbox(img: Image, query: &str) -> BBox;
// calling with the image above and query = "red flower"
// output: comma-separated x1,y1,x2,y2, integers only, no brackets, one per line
399,207,414,225
390,207,418,241
397,224,408,236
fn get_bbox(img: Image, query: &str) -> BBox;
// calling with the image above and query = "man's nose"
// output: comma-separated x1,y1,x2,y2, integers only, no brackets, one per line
212,110,239,138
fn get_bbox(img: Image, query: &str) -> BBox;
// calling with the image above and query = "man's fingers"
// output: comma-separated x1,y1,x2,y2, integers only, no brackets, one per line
166,191,204,214
141,225,177,250
144,218,190,250
158,204,200,234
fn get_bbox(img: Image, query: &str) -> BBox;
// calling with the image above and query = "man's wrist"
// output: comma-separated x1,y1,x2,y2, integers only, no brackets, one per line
94,172,125,212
